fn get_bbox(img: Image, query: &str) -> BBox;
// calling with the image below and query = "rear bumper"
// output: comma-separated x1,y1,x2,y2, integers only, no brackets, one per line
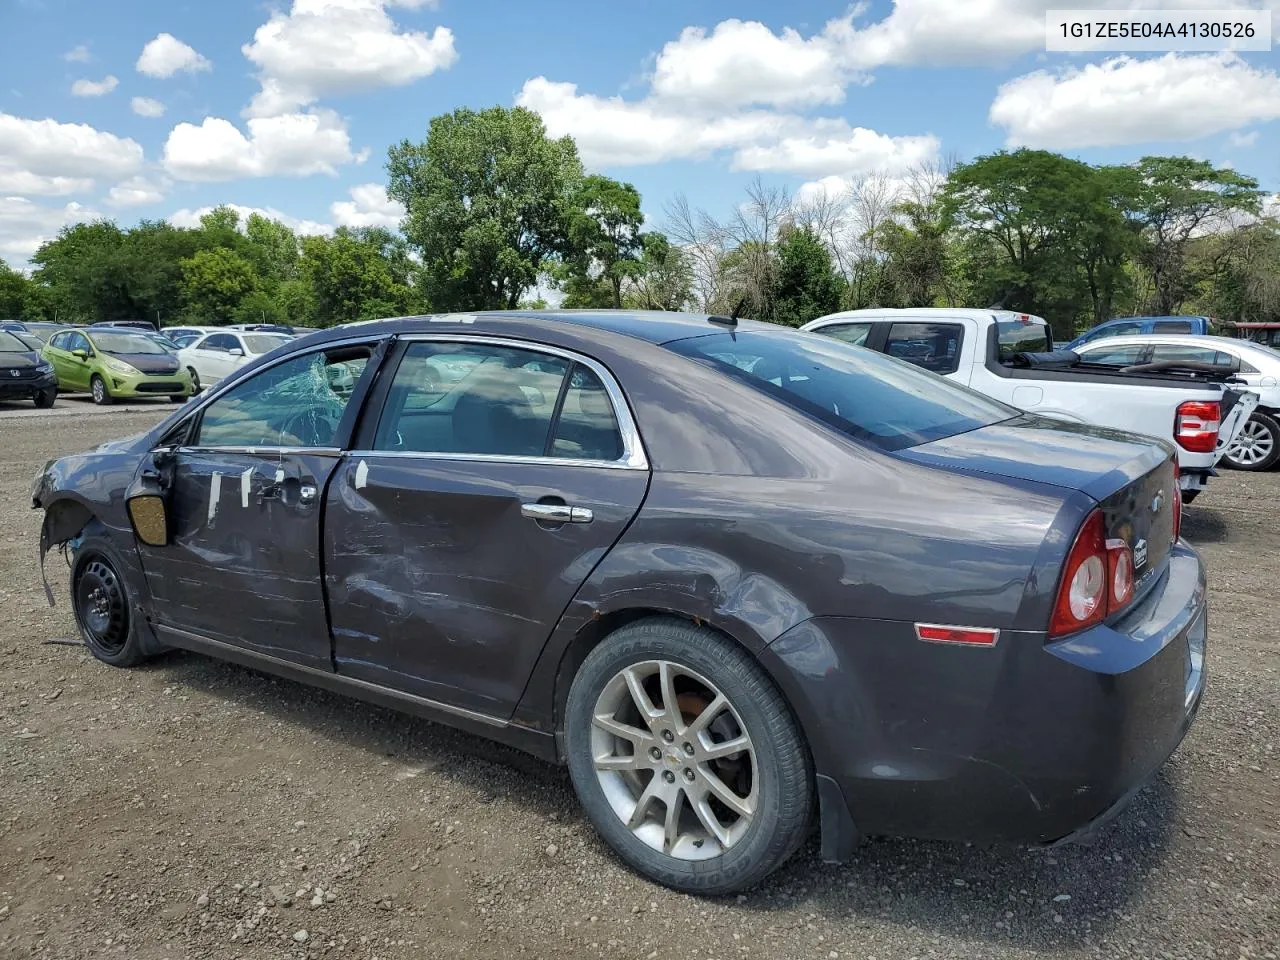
762,542,1206,853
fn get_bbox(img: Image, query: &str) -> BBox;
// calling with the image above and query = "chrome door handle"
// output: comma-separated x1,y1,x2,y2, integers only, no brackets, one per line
521,503,593,524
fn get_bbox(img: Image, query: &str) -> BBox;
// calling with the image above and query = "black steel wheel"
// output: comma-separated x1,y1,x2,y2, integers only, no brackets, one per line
72,550,149,666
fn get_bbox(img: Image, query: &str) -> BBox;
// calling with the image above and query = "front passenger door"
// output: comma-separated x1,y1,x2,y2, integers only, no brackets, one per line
326,338,650,718
137,341,381,669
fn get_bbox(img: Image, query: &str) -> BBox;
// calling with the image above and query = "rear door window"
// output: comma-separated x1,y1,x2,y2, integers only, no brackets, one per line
668,331,1015,451
1152,320,1196,334
1148,344,1236,369
883,322,963,374
996,320,1052,360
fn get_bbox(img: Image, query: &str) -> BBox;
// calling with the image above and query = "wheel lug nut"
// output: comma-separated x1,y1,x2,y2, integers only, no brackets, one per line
649,747,662,761
682,742,694,755
683,768,695,782
662,771,676,784
661,730,674,742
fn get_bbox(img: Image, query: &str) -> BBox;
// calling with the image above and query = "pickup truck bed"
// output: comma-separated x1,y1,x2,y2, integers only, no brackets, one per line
802,309,1258,500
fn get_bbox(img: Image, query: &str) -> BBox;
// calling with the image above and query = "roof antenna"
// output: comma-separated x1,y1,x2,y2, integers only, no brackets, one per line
708,297,744,327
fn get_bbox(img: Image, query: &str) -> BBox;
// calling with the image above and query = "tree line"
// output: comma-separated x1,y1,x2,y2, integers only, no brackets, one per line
2,105,1276,340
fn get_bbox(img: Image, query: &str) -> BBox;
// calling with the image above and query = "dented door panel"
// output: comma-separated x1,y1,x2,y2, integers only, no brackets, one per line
325,455,648,717
138,449,340,668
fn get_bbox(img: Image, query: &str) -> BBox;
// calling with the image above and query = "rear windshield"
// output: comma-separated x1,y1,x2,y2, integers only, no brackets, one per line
996,319,1052,359
668,331,1016,451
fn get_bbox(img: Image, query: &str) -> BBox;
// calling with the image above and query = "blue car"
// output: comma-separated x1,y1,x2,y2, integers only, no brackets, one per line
1068,316,1213,351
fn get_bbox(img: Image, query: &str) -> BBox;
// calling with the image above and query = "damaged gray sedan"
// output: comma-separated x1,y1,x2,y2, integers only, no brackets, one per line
34,310,1206,894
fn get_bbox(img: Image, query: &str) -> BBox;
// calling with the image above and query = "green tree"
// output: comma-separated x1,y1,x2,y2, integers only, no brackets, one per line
0,259,35,319
563,175,644,309
244,214,300,283
1131,156,1263,314
179,248,261,323
943,149,1131,338
773,225,845,326
387,105,584,310
876,197,952,308
623,232,693,311
300,229,411,326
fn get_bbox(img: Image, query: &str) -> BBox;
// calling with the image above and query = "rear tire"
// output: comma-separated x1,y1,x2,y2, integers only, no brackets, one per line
34,387,56,409
565,617,813,894
90,374,113,406
1223,411,1280,471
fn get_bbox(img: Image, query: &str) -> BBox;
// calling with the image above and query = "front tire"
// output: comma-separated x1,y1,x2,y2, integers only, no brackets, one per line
71,547,152,667
565,618,813,894
34,387,56,409
187,368,201,394
90,374,113,406
1223,411,1280,471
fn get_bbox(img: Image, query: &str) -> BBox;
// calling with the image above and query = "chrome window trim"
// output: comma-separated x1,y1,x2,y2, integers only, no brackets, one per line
179,445,341,457
387,333,649,471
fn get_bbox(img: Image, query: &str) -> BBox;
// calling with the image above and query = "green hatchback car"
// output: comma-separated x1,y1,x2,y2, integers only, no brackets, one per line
43,328,194,405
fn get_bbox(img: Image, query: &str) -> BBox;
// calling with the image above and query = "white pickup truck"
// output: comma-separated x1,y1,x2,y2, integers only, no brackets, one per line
802,308,1258,501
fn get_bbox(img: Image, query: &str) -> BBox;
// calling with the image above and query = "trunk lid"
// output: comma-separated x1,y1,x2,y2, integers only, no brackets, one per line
897,413,1170,502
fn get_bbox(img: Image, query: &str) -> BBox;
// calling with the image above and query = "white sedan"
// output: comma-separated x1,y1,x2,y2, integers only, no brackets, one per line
178,330,292,392
1074,333,1280,471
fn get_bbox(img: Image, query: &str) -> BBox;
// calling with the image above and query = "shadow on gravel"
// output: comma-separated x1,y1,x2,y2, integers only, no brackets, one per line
143,648,1181,952
1182,507,1229,544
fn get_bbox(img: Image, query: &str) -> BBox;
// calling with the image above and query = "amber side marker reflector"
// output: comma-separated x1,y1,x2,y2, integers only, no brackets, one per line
127,495,168,547
915,623,1000,646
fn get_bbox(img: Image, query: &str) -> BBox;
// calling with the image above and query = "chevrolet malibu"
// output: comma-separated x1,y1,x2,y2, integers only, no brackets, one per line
33,311,1206,894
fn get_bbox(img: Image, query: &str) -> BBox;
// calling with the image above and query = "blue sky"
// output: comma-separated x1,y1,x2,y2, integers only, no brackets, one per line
2,0,1279,267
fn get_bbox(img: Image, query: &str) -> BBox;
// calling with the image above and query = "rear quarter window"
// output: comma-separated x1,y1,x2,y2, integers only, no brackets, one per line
996,320,1052,360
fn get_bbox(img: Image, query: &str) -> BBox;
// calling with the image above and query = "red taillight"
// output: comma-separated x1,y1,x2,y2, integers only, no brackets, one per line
1175,400,1220,453
1049,510,1138,638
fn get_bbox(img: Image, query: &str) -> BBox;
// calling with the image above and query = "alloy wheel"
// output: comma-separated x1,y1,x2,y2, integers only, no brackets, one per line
91,377,106,404
590,660,757,860
1226,418,1276,467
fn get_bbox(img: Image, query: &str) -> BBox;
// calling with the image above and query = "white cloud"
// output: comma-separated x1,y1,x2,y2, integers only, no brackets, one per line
651,19,850,108
106,176,168,207
242,0,457,118
169,203,333,236
162,110,364,181
991,53,1280,148
131,96,166,118
1230,129,1260,147
732,122,939,176
517,77,936,178
330,182,404,229
71,75,119,97
136,33,211,78
0,112,143,197
518,77,800,167
63,44,91,63
0,197,101,264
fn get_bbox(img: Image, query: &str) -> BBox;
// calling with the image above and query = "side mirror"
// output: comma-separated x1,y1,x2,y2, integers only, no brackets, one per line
228,347,245,358
72,349,89,360
126,495,169,547
126,449,176,547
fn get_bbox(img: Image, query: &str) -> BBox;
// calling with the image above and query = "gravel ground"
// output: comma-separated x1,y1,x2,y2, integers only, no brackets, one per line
1,409,1277,960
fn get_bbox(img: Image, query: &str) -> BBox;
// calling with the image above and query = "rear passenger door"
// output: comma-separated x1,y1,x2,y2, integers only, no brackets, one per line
325,336,650,719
